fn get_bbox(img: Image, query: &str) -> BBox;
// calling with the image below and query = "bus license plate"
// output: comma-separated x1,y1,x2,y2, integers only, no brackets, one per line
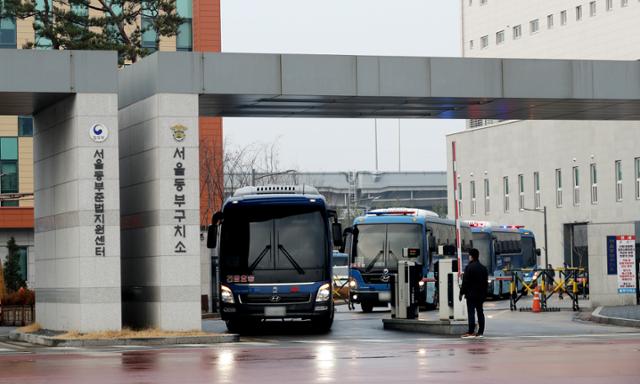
264,306,286,317
378,292,391,301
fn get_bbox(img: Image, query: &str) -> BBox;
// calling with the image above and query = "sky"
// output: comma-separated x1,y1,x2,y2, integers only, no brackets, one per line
220,0,463,172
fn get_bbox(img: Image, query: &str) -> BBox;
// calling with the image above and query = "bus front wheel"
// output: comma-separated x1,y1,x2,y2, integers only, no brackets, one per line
225,319,257,334
311,312,334,333
361,302,374,313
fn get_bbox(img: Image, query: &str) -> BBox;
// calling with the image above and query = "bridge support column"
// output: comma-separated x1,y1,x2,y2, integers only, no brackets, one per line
119,94,201,331
33,94,122,332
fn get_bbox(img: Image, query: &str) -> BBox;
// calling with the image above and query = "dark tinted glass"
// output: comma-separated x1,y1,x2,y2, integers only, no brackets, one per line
220,204,328,283
472,232,492,270
0,161,18,193
18,116,33,136
521,237,537,268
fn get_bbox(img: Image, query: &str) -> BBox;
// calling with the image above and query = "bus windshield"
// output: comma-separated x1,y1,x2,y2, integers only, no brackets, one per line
472,232,493,271
353,224,422,272
220,204,328,283
521,236,537,268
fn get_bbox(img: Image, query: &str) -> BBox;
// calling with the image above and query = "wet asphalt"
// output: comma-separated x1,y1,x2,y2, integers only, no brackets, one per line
1,301,639,383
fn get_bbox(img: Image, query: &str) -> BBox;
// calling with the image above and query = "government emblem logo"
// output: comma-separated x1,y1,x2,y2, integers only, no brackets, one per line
170,124,188,142
89,123,109,143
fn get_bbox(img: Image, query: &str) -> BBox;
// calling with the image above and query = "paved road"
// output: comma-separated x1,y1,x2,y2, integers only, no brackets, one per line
1,304,639,383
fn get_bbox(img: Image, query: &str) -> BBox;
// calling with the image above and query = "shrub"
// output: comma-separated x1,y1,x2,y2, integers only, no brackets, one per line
2,287,35,306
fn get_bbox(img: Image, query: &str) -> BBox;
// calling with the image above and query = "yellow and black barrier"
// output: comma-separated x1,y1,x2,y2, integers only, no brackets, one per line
507,267,587,312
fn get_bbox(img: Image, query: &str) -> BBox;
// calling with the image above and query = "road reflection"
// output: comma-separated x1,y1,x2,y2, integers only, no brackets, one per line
315,345,335,382
216,350,235,383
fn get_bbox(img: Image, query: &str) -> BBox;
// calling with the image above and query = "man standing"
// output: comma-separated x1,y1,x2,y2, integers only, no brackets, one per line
459,248,489,338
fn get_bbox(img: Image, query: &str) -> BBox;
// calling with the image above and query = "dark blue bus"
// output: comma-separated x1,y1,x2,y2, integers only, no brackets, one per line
207,185,342,333
469,223,540,297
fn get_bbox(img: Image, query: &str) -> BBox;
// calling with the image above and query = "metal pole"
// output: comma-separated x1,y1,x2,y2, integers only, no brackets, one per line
251,168,256,186
398,119,401,172
452,142,462,277
543,206,549,268
374,119,379,171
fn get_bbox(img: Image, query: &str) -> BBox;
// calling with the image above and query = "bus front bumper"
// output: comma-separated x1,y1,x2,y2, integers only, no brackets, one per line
350,290,391,305
220,302,331,321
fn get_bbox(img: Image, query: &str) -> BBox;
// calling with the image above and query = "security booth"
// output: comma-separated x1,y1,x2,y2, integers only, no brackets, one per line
436,255,467,321
390,255,421,320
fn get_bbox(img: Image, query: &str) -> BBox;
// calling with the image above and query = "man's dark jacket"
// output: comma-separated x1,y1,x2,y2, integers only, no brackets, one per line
460,260,489,302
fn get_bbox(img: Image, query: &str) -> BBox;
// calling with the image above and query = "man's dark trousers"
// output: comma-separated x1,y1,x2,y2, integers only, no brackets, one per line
466,298,485,335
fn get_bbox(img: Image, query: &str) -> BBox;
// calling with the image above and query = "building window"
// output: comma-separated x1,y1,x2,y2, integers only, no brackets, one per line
573,166,580,206
18,116,33,137
469,40,474,50
615,160,623,202
1,137,18,195
607,0,613,11
561,10,568,25
484,178,490,214
1,200,19,207
576,5,583,21
176,0,193,51
621,0,628,7
470,180,477,216
34,0,53,49
518,174,524,210
635,157,640,200
513,25,522,39
555,169,563,207
503,176,510,213
590,1,597,16
534,171,541,209
141,10,158,53
480,35,488,49
547,14,554,29
496,30,504,45
0,137,18,160
530,19,539,34
0,16,17,49
590,163,598,204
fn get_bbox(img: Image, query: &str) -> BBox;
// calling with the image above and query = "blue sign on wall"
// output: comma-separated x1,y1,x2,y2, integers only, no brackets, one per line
606,236,617,275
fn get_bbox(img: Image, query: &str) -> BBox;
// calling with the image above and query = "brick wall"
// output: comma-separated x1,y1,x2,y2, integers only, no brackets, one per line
0,208,34,229
194,0,223,226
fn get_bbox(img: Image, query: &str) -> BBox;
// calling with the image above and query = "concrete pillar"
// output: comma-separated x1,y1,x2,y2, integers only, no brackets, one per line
119,94,201,331
33,94,121,332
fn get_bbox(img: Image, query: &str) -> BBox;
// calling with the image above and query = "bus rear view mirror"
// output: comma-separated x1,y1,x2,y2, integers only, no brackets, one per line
332,222,343,247
206,225,217,249
535,248,542,256
207,211,224,249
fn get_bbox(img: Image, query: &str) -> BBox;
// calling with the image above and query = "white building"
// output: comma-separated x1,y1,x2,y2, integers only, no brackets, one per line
449,0,640,306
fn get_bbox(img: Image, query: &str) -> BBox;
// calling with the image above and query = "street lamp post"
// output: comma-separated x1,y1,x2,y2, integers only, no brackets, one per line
520,206,548,267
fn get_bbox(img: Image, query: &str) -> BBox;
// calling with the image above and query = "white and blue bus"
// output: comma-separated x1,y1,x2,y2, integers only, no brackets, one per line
207,185,342,333
469,222,540,298
345,208,473,312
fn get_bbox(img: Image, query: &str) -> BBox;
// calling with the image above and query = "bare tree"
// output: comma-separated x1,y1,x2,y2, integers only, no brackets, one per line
200,138,297,223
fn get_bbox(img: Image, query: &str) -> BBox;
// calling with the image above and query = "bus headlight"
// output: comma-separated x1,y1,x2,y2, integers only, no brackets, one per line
349,279,357,289
220,285,235,304
418,281,425,287
316,283,331,302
